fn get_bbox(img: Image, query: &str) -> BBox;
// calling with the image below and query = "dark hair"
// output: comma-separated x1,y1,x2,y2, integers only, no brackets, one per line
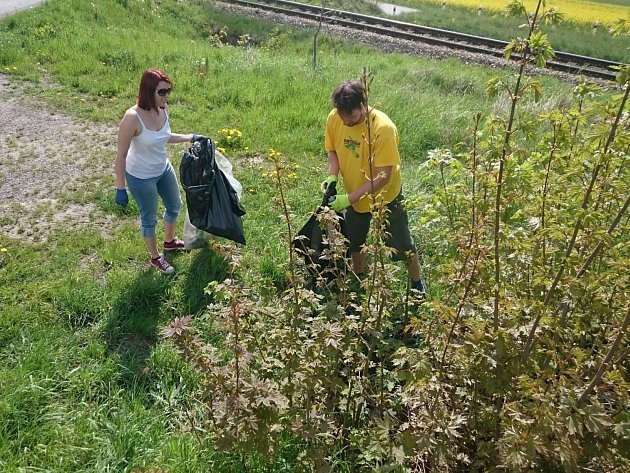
137,68,171,112
330,80,365,115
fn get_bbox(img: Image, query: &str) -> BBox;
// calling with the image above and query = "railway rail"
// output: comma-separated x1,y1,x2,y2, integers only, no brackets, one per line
228,0,622,82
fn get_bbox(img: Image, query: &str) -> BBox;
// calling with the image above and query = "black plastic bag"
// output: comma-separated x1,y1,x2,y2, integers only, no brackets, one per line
293,181,347,279
180,138,246,245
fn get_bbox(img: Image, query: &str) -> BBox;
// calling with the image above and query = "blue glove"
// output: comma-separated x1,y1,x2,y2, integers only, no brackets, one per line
190,134,206,142
329,194,351,212
115,188,128,207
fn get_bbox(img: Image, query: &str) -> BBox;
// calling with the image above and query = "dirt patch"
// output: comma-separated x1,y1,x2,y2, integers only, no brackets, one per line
0,74,119,243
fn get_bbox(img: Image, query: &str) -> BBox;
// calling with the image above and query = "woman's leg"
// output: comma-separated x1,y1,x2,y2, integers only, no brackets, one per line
126,171,160,258
143,235,159,259
156,163,183,243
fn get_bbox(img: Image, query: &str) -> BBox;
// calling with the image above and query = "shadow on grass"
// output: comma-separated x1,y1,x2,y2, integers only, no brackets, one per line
103,246,229,386
104,271,171,386
180,245,229,315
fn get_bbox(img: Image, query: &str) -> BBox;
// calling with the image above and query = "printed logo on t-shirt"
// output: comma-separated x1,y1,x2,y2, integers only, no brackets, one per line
344,137,361,159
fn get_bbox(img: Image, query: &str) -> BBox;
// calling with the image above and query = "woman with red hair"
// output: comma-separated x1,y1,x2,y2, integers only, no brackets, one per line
115,68,203,274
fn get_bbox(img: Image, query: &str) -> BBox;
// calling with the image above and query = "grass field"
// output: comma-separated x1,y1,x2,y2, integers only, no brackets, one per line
366,0,630,62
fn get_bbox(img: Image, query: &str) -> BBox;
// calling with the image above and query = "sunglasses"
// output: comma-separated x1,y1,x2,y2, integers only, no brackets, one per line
156,88,172,96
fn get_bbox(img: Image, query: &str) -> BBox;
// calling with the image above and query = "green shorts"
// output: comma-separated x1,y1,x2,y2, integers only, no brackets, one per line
344,193,417,261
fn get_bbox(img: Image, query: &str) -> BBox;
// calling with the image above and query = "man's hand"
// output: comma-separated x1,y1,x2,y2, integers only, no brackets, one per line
320,175,338,194
190,134,206,142
329,194,350,212
115,188,129,207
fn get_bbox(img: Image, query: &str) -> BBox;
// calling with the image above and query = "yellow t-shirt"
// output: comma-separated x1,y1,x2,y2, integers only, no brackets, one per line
325,107,402,213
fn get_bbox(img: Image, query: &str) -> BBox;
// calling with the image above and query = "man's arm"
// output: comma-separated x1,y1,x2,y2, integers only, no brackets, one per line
348,165,393,205
327,150,340,176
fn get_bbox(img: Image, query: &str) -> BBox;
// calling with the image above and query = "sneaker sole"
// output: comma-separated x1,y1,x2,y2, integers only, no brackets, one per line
149,260,175,274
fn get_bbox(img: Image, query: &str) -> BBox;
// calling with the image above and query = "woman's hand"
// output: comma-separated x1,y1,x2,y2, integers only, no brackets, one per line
115,188,129,207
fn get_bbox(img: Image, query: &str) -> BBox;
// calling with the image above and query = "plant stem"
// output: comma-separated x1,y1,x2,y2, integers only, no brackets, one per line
493,0,541,330
540,122,559,267
440,162,454,228
440,248,482,370
522,81,630,360
577,299,630,405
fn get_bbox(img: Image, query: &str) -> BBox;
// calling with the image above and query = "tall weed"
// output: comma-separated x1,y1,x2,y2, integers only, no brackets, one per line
162,1,630,471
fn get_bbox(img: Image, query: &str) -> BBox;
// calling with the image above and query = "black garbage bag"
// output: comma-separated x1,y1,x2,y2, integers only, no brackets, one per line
293,181,348,280
180,137,246,245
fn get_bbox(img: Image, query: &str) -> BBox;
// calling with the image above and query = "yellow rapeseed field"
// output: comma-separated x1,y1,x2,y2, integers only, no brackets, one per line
423,0,630,26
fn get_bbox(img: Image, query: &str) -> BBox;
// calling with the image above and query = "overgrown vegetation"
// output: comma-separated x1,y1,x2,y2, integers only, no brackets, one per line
162,2,630,471
1,0,628,471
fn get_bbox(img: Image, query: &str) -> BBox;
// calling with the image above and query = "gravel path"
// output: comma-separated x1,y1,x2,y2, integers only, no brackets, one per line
0,0,42,20
0,75,118,243
214,1,594,83
216,2,515,68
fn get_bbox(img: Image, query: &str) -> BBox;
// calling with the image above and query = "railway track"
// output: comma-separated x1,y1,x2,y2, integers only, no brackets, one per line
228,0,622,82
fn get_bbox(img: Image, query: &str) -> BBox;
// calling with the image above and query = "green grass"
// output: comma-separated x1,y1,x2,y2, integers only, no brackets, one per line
361,0,630,63
0,0,582,470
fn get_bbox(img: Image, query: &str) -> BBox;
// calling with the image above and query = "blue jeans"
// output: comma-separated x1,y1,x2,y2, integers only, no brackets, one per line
126,162,182,237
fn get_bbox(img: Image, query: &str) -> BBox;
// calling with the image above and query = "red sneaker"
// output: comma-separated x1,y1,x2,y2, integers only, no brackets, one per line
163,237,185,251
149,254,174,274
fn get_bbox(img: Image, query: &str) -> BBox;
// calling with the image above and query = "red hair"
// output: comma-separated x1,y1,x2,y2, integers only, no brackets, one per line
137,68,171,112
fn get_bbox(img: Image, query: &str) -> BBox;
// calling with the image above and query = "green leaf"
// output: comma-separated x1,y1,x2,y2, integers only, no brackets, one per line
486,76,503,97
566,413,581,436
582,404,613,437
611,64,630,86
609,18,630,37
542,7,565,26
529,32,555,68
505,0,527,19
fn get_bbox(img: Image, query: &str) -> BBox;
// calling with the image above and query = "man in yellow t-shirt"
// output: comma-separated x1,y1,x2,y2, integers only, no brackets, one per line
323,79,425,293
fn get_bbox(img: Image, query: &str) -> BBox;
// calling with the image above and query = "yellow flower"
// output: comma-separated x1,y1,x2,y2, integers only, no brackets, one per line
0,248,7,252
423,0,627,26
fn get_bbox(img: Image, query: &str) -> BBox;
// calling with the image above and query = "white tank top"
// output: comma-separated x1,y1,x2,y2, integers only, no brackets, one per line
126,110,171,179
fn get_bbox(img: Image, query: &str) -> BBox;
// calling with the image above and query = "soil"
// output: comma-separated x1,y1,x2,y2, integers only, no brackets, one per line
0,74,119,243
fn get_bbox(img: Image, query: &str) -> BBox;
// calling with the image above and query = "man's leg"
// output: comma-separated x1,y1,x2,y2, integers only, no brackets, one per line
385,194,425,293
344,207,370,278
406,252,421,283
352,251,367,275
